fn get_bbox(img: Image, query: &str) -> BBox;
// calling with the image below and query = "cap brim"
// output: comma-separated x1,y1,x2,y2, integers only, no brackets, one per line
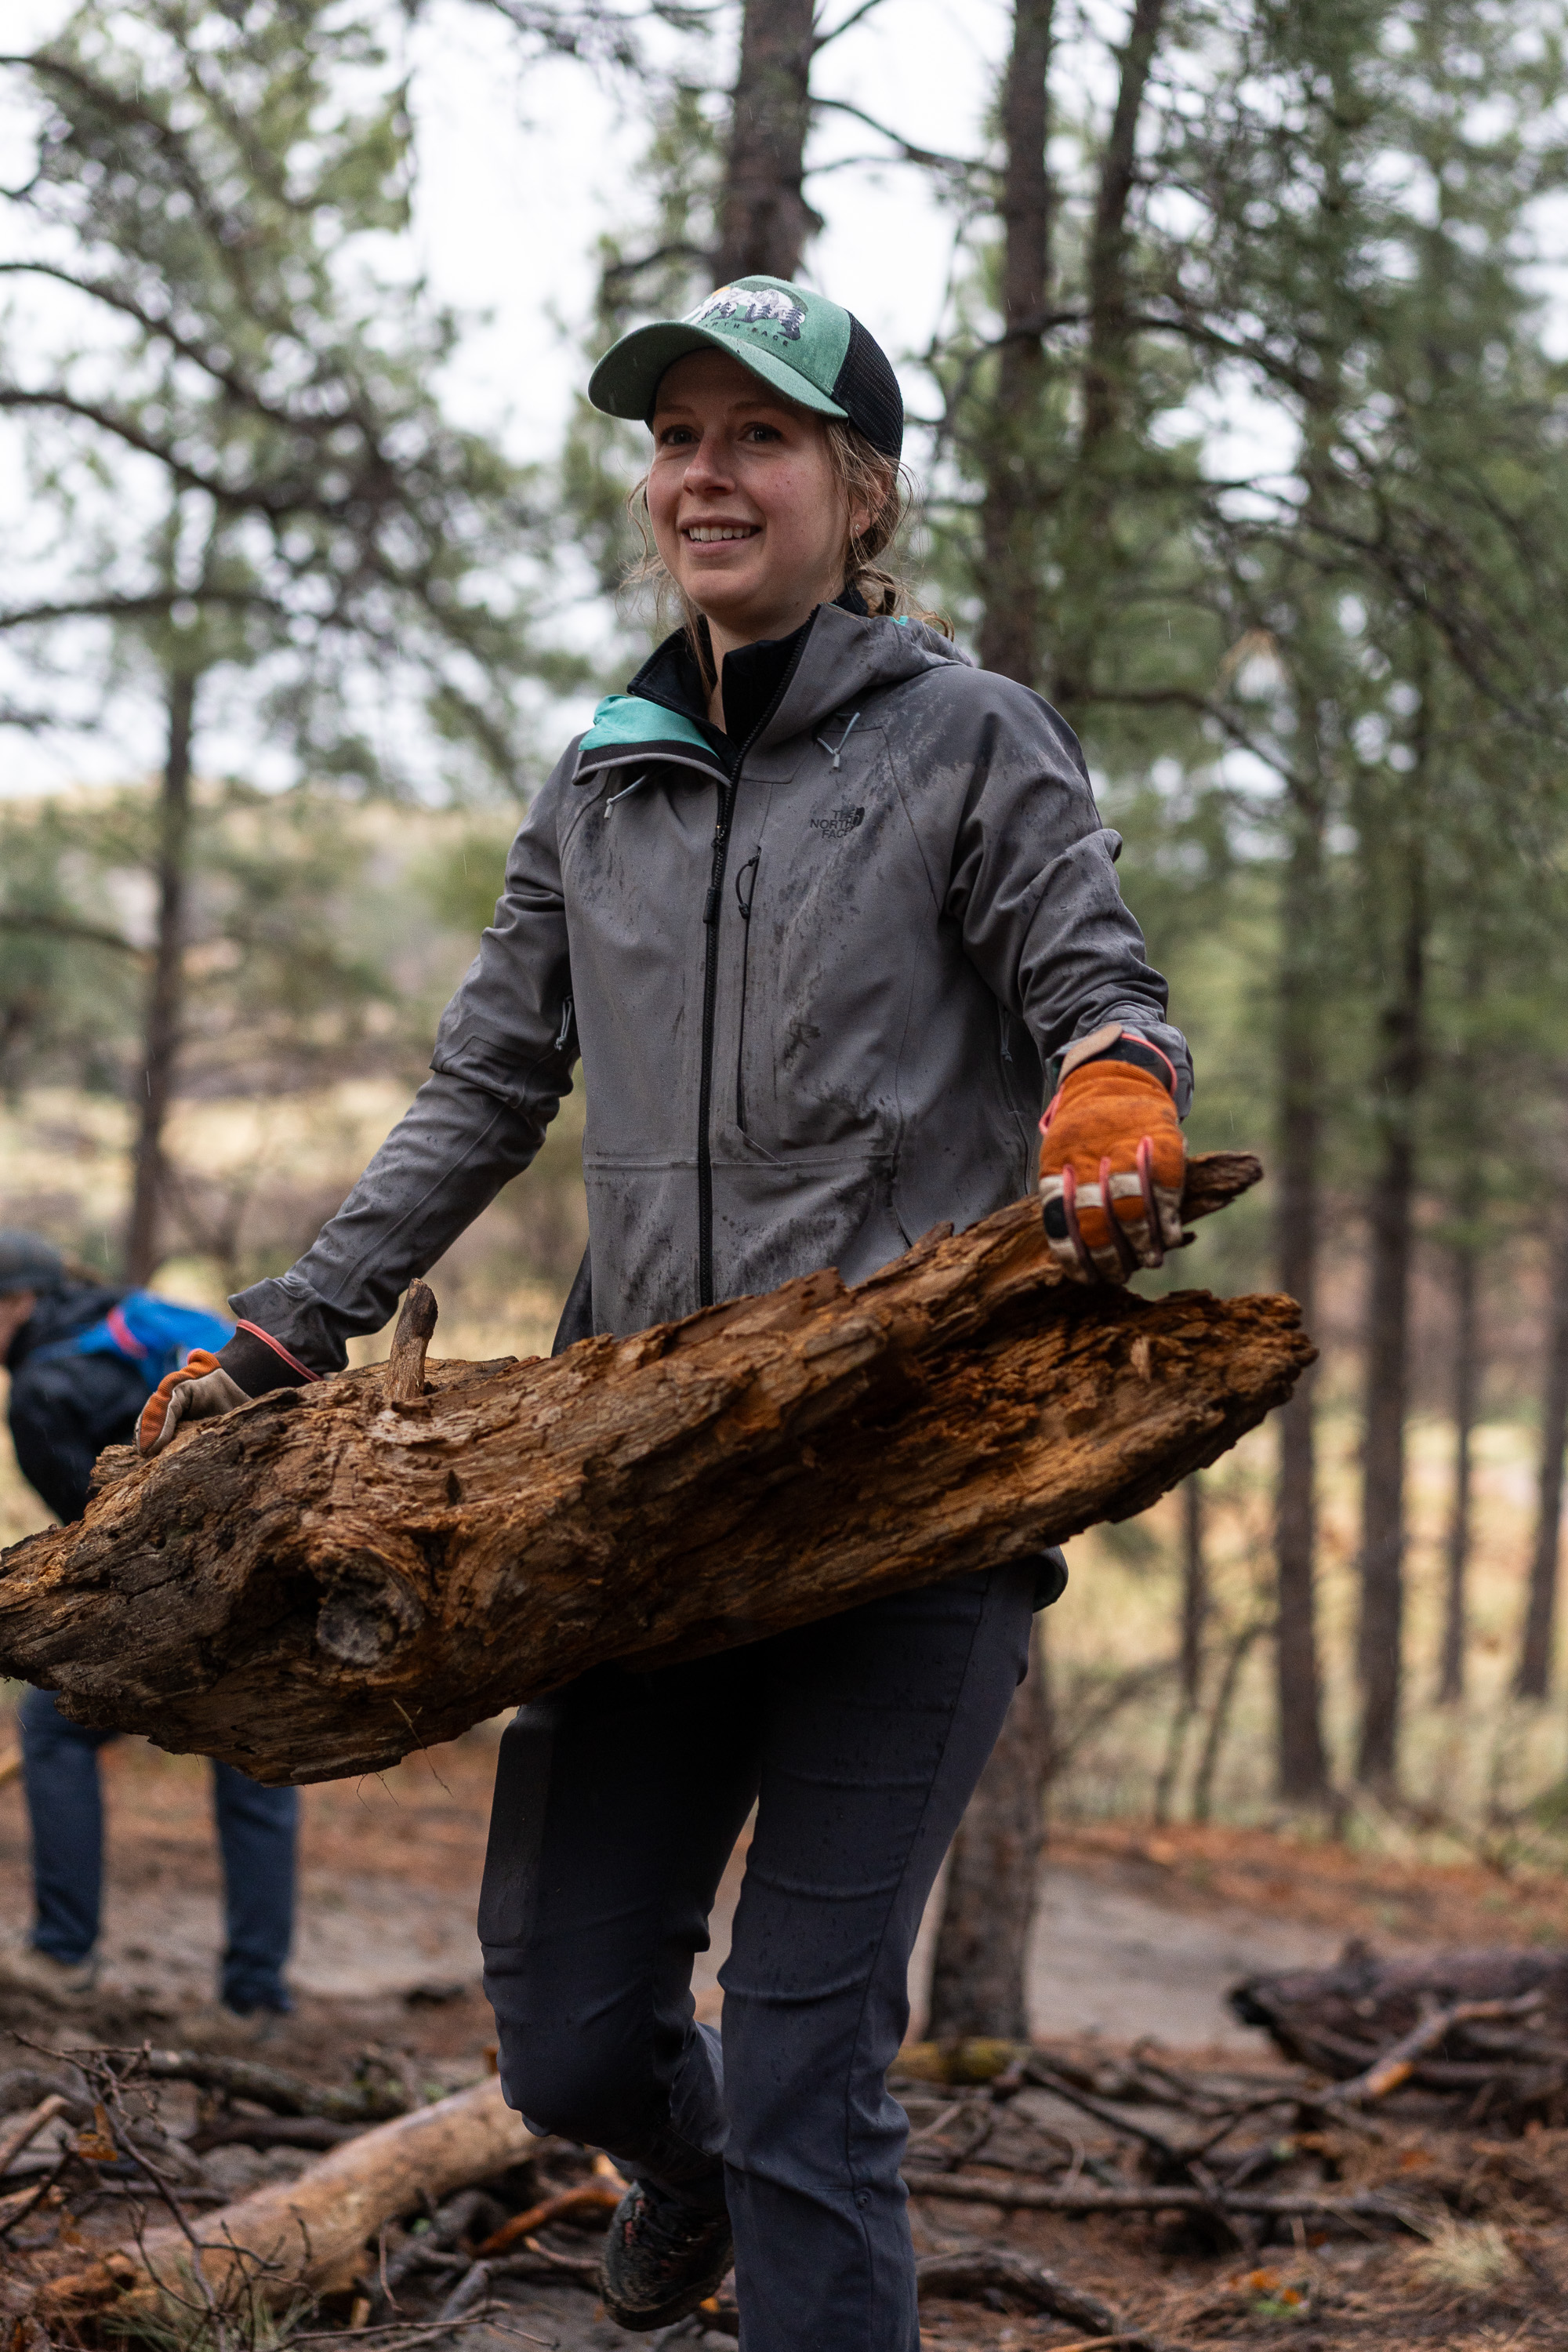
587,323,848,427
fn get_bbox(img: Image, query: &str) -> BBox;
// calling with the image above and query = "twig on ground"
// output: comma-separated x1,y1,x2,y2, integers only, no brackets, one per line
113,2046,410,2124
474,2181,621,2257
908,2172,1430,2230
915,2249,1188,2350
1324,1995,1545,2108
0,2092,67,2179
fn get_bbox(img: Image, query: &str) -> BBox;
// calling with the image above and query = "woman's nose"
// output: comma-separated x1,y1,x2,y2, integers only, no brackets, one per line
681,432,734,492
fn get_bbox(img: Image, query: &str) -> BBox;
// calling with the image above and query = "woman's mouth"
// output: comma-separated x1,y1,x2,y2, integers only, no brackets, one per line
683,524,759,543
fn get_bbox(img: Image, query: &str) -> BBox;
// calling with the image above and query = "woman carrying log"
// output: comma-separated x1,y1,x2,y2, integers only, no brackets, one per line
140,279,1191,2347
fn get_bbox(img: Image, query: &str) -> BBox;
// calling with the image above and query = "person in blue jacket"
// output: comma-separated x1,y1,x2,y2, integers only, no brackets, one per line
0,1229,299,2016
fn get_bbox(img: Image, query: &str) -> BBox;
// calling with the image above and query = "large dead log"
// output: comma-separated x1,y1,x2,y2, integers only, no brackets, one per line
0,1156,1311,1784
36,2076,528,2321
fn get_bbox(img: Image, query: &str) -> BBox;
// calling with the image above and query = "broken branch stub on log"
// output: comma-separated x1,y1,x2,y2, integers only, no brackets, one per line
0,1152,1311,1784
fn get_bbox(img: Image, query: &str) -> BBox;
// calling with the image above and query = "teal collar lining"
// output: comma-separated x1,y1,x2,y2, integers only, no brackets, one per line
576,693,720,770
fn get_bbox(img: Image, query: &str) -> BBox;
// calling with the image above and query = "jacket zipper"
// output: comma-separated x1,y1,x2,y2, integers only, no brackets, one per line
697,779,737,1305
734,854,760,1131
694,626,814,1306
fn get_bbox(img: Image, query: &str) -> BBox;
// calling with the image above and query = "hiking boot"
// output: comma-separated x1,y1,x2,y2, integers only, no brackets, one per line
0,1937,98,2003
599,2178,733,2332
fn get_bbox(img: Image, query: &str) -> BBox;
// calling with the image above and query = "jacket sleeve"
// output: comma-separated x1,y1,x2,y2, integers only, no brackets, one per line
227,750,581,1374
924,673,1192,1112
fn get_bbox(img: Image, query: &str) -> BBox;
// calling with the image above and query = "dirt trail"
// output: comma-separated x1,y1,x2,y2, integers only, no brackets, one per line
5,1722,1567,2350
8,1717,1562,2035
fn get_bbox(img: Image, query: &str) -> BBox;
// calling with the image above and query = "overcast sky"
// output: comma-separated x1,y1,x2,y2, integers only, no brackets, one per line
0,0,1017,795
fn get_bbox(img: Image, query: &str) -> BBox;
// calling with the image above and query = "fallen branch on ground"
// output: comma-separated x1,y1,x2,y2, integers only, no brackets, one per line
915,2248,1188,2348
34,2077,529,2321
0,1156,1312,1783
115,2045,410,2123
906,2172,1428,2230
473,2180,622,2256
1231,1944,1568,2122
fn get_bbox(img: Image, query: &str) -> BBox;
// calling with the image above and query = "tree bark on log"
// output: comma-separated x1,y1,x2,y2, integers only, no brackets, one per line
1230,1944,1568,2083
36,2078,529,2321
0,1156,1310,1786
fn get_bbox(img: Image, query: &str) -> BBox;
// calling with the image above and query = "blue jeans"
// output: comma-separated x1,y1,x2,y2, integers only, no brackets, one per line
18,1688,299,2013
480,1562,1040,2352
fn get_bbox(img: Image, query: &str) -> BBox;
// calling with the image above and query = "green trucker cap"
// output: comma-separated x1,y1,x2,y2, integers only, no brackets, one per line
588,275,904,460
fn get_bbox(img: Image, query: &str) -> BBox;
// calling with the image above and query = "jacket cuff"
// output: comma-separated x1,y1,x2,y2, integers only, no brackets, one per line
219,1323,321,1397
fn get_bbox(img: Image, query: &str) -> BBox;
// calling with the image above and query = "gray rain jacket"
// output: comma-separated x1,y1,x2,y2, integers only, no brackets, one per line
231,603,1190,1368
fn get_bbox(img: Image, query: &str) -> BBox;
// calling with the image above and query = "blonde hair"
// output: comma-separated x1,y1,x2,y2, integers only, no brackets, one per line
626,413,950,685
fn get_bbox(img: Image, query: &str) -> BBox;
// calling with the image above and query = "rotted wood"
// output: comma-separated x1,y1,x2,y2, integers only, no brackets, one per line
386,1276,438,1404
1231,1943,1568,2111
0,1153,1312,1785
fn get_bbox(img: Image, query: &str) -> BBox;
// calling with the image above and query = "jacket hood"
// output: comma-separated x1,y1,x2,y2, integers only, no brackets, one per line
575,604,971,784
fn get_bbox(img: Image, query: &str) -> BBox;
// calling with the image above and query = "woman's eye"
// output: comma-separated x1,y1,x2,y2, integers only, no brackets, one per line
744,424,782,444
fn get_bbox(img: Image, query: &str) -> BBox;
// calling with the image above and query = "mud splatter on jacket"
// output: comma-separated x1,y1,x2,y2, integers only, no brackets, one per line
230,603,1189,1368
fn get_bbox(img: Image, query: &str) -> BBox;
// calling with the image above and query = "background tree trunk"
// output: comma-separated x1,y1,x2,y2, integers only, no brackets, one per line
935,0,1054,2034
712,0,821,285
1274,762,1330,1801
1439,1152,1482,1703
124,666,197,1285
1180,1471,1207,1708
927,1623,1048,2039
1515,1208,1568,1700
977,0,1053,687
1079,0,1167,457
1356,762,1427,1790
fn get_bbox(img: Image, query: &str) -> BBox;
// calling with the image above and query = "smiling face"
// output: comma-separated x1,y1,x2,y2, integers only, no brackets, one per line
646,349,866,666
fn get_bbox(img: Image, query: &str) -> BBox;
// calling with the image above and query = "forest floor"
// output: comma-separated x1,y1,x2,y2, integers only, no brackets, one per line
1,1719,1566,2348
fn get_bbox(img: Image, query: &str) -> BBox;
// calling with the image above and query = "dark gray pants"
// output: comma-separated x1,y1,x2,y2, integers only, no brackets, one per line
478,1563,1038,2352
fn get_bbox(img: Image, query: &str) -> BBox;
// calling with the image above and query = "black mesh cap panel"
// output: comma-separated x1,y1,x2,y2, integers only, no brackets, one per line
831,315,904,459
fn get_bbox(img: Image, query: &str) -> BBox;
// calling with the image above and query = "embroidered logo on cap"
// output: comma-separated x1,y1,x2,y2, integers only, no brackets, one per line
690,285,806,342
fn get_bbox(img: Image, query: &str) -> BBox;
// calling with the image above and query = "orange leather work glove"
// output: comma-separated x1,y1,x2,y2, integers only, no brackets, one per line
137,1349,248,1457
1038,1027,1185,1283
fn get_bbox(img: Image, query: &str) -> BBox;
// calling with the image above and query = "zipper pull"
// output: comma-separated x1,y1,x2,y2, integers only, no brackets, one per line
554,996,574,1051
703,886,720,926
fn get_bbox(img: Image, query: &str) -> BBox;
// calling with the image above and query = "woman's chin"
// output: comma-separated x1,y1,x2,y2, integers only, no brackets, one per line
675,561,762,612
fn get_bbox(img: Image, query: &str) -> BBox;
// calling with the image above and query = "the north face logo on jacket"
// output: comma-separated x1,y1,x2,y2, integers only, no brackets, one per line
810,804,865,840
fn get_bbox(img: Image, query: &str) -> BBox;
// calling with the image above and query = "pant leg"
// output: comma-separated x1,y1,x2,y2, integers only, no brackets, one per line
18,1688,117,1965
212,1764,299,2013
480,1656,763,2209
720,1563,1039,2352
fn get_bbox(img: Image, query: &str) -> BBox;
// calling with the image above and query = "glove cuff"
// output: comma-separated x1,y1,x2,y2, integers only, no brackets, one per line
220,1322,321,1398
1056,1021,1177,1098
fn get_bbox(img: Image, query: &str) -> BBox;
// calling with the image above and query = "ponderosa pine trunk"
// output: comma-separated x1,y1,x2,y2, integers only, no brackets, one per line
1048,0,1166,718
1356,824,1426,1790
124,667,197,1285
1515,1210,1568,1701
976,0,1052,688
712,0,821,285
1439,1161,1482,1704
1180,1472,1206,1707
1273,768,1330,1802
1079,0,1167,456
935,0,1055,2036
927,1622,1048,2040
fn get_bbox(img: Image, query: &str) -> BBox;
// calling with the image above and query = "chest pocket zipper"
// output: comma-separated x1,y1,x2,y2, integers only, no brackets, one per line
734,853,760,1130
